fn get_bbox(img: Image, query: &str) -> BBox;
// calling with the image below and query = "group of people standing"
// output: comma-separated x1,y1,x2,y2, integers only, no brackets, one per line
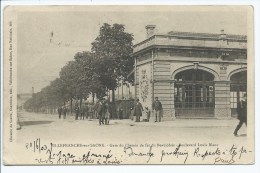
57,94,247,138
57,97,164,125
96,99,111,125
57,103,94,120
74,103,94,120
131,97,163,122
57,106,68,119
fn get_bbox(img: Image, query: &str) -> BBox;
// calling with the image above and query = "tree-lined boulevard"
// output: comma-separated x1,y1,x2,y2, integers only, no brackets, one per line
24,23,134,114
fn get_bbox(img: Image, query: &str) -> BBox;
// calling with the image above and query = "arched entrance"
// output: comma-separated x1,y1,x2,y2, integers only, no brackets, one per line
174,69,215,117
230,71,247,117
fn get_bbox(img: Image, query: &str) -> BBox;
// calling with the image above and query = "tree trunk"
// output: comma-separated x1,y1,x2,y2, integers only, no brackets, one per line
121,82,124,99
112,89,115,103
80,97,83,109
92,93,95,103
70,97,73,115
111,89,117,119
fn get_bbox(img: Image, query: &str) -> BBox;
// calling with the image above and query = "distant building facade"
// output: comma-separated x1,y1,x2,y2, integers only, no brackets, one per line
132,25,247,120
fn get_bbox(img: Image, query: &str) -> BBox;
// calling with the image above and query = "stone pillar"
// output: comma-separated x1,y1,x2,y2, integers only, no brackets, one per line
214,82,231,119
170,81,176,120
153,81,172,121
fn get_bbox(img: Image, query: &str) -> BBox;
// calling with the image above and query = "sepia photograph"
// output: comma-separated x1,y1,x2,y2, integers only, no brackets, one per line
2,5,255,166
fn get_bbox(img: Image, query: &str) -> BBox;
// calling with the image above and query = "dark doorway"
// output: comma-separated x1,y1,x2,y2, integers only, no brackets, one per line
174,69,215,117
230,71,247,117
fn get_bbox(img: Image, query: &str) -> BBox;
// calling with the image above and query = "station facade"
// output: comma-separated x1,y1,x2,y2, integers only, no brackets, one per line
132,25,247,120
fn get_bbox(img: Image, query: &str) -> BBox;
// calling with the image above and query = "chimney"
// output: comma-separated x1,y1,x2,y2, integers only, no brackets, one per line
32,87,34,94
220,29,226,39
145,25,156,38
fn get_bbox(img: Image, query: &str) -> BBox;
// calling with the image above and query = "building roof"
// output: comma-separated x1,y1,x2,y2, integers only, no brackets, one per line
132,29,247,55
167,31,247,40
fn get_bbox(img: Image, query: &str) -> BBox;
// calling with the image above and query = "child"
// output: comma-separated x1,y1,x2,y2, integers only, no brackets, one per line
144,107,151,122
105,109,110,125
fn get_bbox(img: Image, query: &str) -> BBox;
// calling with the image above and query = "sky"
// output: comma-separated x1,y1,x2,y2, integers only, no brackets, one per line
17,6,248,94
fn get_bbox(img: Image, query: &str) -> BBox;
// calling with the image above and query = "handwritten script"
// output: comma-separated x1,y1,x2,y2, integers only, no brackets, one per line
25,138,252,164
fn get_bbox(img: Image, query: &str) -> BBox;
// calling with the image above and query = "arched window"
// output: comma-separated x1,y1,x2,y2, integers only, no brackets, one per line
230,71,247,117
174,69,215,117
175,69,214,82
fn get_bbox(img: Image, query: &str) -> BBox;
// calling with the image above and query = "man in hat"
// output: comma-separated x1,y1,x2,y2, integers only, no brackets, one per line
152,97,162,122
63,106,68,119
58,106,62,119
75,105,80,120
133,98,143,122
97,99,105,125
234,93,247,137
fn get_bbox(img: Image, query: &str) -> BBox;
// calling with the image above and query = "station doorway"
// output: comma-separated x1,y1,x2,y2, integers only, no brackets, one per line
230,71,247,117
174,69,215,117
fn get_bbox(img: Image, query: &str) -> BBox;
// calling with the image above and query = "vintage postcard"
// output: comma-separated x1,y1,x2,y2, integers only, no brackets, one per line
3,5,254,165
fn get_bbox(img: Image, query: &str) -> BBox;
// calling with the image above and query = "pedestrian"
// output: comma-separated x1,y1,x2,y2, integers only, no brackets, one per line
130,99,135,120
75,105,80,120
93,102,99,119
144,107,151,122
119,108,123,120
80,104,86,120
58,106,62,119
133,98,143,122
84,103,89,120
234,93,247,137
63,106,67,119
97,99,105,125
152,97,162,122
88,104,93,119
104,101,111,125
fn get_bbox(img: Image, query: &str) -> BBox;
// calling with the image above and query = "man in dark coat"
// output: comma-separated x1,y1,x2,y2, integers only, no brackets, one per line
97,99,105,125
133,98,143,122
152,97,162,122
104,101,111,125
234,93,247,136
63,106,67,119
58,106,62,119
80,104,87,120
75,106,80,120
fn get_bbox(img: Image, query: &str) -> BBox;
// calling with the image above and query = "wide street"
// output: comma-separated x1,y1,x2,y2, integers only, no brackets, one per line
9,111,253,165
16,111,248,144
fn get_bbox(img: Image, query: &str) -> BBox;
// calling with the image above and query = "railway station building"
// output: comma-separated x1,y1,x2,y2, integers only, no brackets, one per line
132,25,247,120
